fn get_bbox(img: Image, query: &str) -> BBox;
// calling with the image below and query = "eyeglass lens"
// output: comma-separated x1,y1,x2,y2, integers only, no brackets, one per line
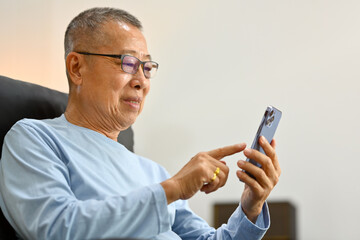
122,55,158,79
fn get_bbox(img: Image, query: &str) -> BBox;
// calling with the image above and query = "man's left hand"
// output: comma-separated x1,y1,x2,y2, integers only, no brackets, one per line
236,136,281,223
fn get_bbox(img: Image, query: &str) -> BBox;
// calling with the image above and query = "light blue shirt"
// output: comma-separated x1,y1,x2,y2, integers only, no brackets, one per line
0,115,270,239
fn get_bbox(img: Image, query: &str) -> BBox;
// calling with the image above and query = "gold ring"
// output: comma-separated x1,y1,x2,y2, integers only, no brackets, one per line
211,173,217,181
210,167,220,182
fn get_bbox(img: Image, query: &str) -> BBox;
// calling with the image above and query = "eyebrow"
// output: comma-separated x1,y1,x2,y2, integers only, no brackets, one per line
119,50,152,60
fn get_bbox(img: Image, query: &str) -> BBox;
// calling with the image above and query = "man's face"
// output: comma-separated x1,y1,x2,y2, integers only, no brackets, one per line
78,21,151,129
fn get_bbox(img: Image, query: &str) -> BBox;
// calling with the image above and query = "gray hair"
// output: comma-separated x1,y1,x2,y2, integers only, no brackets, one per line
64,7,142,59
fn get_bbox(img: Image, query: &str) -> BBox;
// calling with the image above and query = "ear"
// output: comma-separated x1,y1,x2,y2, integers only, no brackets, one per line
66,52,85,86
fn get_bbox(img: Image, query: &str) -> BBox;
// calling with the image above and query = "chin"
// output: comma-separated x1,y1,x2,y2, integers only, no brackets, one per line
117,115,137,130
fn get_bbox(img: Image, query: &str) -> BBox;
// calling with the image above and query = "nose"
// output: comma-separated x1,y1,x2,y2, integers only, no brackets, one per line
129,65,149,90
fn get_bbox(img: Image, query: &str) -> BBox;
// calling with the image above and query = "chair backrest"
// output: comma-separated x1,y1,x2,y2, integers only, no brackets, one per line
0,75,134,239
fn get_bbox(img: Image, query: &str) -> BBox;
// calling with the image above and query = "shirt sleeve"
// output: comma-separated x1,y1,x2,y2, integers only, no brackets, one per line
0,121,172,240
172,197,270,239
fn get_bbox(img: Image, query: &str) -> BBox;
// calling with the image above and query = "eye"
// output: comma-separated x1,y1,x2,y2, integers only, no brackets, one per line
121,56,140,74
123,62,136,68
144,62,156,72
144,66,152,72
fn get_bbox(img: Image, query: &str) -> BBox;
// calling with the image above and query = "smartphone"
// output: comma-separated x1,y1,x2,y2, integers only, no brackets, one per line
245,106,282,178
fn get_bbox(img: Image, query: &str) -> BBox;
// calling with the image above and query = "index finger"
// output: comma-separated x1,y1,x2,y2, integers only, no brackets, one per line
207,143,246,160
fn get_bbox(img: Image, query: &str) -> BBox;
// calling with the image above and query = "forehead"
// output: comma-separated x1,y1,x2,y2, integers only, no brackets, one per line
97,21,150,59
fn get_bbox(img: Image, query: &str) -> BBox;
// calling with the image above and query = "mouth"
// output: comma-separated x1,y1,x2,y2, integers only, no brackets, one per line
123,97,142,109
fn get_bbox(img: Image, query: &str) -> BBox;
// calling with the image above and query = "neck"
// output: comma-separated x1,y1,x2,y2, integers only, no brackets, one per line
65,102,121,142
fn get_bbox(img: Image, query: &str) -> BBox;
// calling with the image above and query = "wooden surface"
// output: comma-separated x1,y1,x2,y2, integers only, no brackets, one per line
214,201,296,240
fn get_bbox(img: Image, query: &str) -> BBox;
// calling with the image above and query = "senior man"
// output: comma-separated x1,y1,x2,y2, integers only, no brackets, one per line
0,7,281,240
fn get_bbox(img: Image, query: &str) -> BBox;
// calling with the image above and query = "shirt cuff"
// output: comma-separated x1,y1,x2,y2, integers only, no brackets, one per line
148,183,172,233
225,202,270,239
239,202,270,238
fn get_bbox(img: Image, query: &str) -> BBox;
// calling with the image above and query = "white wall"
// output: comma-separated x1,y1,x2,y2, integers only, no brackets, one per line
1,1,359,239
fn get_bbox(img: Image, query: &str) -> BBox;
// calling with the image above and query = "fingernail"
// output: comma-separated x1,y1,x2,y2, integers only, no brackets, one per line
244,148,252,155
235,143,246,149
238,160,245,166
237,170,245,182
260,136,266,143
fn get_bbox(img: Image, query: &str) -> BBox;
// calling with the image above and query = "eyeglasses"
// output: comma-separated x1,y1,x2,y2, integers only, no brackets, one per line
76,52,159,79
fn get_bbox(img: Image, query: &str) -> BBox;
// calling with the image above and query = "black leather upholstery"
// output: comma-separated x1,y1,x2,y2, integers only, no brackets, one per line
0,75,135,239
0,75,134,153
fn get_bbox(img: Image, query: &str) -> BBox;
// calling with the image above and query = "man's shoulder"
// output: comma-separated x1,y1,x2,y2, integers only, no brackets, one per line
6,115,65,142
13,115,64,129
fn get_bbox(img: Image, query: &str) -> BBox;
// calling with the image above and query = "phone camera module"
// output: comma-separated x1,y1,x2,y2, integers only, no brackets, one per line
266,116,275,127
270,110,275,117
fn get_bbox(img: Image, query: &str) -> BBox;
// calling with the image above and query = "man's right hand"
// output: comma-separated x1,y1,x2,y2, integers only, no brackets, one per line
160,143,246,204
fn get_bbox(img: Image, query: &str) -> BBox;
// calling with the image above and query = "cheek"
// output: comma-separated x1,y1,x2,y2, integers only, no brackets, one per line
143,85,151,102
144,84,150,97
139,87,150,113
110,75,131,95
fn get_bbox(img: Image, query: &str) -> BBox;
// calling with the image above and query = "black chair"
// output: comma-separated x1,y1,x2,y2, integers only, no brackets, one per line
0,75,135,239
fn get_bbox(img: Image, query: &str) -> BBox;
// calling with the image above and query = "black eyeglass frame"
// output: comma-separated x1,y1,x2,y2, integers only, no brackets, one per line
75,51,159,79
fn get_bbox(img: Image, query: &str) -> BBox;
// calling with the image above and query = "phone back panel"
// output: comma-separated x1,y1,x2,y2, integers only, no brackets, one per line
247,106,282,168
